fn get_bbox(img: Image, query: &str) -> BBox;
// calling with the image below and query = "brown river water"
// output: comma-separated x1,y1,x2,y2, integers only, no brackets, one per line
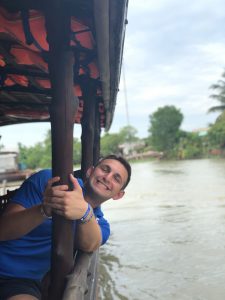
98,159,225,300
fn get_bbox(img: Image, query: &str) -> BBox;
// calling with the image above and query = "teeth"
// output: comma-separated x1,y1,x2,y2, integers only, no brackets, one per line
97,179,110,190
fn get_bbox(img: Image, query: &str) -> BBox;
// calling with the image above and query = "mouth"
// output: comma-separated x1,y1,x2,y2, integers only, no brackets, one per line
96,179,111,191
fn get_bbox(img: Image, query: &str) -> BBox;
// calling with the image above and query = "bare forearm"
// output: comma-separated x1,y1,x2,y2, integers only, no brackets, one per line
0,205,46,241
75,218,102,252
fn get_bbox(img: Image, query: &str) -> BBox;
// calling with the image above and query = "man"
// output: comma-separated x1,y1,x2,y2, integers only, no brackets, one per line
0,155,131,300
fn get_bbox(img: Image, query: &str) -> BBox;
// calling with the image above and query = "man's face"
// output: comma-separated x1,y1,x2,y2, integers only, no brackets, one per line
85,159,128,203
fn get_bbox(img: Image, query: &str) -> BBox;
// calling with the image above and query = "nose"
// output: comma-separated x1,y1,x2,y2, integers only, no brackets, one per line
103,172,113,182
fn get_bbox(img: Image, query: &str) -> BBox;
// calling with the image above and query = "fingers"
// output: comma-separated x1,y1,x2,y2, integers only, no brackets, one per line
47,175,81,192
53,209,64,217
46,176,60,188
45,177,68,196
45,201,70,218
70,174,82,191
46,177,69,191
43,174,84,221
44,196,66,217
45,201,64,211
45,203,65,217
44,195,61,204
52,184,68,195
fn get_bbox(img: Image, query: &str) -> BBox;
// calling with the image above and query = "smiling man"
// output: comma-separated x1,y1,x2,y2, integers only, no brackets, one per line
0,155,131,300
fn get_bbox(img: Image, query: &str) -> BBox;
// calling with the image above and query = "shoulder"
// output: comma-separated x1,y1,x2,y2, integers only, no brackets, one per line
26,169,52,190
76,177,84,188
28,169,52,184
12,169,52,207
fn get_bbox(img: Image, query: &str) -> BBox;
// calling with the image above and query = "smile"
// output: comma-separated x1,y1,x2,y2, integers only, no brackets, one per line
96,179,111,191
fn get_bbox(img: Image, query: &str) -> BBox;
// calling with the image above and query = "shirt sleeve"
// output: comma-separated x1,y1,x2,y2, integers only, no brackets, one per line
93,206,110,245
11,169,52,208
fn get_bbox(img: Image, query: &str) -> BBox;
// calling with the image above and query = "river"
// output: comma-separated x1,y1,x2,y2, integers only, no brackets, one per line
98,159,225,300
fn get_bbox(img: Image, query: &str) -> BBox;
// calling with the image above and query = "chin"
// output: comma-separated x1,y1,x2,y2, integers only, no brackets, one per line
86,184,107,201
94,188,111,201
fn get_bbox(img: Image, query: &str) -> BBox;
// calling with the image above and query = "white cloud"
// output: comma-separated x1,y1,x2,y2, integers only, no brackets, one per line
3,0,225,146
108,0,225,137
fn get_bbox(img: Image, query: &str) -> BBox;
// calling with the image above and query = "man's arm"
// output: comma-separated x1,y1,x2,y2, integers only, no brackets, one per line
0,203,47,241
44,174,102,252
0,175,59,241
74,213,102,252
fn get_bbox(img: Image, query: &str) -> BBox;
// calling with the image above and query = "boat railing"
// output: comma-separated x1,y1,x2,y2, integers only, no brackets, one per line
62,250,99,300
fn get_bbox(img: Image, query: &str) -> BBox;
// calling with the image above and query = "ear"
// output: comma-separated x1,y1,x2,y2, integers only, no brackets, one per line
86,166,94,178
112,190,125,200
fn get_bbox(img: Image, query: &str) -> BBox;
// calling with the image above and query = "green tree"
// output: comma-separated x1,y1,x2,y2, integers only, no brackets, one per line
208,69,225,113
100,125,139,156
149,105,183,153
39,130,52,167
176,132,203,159
73,138,81,165
208,111,225,149
18,130,51,169
18,130,83,169
118,125,139,143
100,132,123,156
18,125,140,168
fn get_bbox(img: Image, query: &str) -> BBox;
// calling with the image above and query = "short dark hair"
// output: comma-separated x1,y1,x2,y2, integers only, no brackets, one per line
96,155,131,189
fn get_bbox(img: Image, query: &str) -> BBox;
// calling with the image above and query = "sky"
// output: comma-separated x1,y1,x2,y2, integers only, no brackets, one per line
1,0,225,149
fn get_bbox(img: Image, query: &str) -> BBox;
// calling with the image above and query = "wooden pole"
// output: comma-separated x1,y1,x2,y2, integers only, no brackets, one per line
93,100,101,164
45,2,78,299
48,51,77,300
80,78,97,178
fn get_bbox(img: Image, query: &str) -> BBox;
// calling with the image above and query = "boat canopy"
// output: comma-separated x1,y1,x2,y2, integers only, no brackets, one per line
0,0,128,130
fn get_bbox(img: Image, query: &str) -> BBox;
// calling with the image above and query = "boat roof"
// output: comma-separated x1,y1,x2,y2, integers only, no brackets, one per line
0,0,128,130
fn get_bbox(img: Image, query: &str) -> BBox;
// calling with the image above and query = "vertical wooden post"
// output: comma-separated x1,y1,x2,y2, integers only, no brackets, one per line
93,100,101,164
48,51,77,300
80,78,97,178
45,2,78,299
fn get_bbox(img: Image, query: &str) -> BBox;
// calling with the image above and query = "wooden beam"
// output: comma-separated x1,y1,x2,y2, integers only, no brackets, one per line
0,66,49,78
49,51,76,300
45,1,78,299
62,251,99,300
93,100,101,164
80,78,97,179
0,85,51,95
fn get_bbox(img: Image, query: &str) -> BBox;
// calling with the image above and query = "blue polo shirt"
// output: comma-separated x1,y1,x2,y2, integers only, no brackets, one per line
0,169,110,280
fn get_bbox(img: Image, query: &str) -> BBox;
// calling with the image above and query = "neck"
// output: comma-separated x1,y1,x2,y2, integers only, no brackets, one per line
84,194,99,208
83,181,107,208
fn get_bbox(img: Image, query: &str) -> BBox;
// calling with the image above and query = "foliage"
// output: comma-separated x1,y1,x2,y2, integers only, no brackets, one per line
17,119,216,167
18,130,82,169
209,69,225,113
100,125,140,156
148,105,183,153
208,111,225,148
73,138,81,165
176,132,203,159
18,125,139,169
119,125,139,142
18,131,51,169
100,133,123,156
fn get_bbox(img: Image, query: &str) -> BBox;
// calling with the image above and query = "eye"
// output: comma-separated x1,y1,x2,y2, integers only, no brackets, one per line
101,165,109,173
114,175,122,184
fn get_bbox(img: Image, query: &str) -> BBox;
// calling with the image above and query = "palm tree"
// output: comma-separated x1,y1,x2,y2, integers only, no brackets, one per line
208,70,225,113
